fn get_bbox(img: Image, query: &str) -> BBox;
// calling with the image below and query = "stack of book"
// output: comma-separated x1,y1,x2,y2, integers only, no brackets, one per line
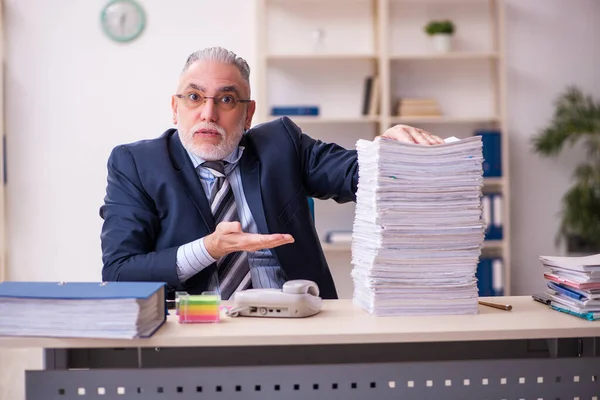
536,254,600,321
396,98,441,117
0,281,167,338
351,136,486,316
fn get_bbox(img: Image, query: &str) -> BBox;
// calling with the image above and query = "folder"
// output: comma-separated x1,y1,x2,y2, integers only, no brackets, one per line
0,281,167,339
484,193,503,241
475,130,502,177
476,257,504,296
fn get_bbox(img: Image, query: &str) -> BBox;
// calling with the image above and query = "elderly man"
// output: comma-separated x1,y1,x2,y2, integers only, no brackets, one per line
100,46,443,300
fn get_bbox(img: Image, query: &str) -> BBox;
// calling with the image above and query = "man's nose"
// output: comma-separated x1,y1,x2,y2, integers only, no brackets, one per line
200,98,218,122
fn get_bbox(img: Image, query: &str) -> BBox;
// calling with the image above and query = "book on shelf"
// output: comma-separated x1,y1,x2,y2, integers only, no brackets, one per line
396,98,442,117
362,75,380,116
271,106,319,117
0,281,167,339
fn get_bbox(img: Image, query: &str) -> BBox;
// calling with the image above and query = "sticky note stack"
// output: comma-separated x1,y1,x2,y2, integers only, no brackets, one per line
178,293,221,323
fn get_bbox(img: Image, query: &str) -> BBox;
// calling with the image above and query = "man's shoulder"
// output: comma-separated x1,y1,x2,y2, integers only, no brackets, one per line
247,117,301,137
117,128,177,153
245,117,303,148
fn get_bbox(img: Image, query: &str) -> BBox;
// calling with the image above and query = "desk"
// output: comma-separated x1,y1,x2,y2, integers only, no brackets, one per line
2,296,600,399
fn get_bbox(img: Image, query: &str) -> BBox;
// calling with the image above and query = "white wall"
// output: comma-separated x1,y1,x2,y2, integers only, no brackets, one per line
4,0,256,282
3,0,600,295
504,0,600,294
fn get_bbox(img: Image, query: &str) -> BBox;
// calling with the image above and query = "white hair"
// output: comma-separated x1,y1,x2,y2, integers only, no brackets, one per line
182,46,250,85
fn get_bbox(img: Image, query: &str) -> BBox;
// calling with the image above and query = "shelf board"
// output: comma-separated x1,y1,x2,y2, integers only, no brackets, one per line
267,53,377,61
321,242,352,252
483,240,504,250
390,116,499,124
268,116,380,124
483,177,505,186
391,52,499,61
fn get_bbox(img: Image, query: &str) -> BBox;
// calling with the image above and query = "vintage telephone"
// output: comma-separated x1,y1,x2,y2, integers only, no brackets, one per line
227,280,322,318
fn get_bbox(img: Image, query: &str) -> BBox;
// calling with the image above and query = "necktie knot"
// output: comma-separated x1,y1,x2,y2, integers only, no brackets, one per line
202,160,227,177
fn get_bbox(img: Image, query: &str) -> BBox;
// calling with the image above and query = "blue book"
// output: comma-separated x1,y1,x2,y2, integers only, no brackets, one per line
547,281,587,301
0,281,166,339
550,304,598,321
271,106,319,116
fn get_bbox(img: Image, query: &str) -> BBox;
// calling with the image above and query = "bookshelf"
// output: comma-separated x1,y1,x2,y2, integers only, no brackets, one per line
0,3,5,283
255,0,510,295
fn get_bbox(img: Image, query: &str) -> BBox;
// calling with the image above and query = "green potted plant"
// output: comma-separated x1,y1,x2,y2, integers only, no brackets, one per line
424,20,455,53
531,86,600,254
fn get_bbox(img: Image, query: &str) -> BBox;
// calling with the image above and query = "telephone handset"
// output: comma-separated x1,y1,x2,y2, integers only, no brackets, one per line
227,280,322,318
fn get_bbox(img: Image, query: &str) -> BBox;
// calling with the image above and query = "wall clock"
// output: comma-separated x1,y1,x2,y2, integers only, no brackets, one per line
101,0,146,43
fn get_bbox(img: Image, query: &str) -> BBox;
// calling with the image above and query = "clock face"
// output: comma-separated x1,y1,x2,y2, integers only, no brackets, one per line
101,0,146,43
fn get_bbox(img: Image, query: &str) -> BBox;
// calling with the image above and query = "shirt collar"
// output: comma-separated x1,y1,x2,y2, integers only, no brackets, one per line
185,146,244,171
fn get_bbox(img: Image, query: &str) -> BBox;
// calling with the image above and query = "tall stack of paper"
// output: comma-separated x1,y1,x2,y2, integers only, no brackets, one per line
0,281,167,338
351,136,485,316
538,254,600,320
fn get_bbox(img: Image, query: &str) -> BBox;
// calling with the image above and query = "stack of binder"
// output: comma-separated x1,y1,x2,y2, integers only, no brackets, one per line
0,281,167,338
351,136,486,316
537,254,600,320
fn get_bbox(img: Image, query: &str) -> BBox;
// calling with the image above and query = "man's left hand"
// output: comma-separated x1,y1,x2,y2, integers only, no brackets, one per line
382,124,444,145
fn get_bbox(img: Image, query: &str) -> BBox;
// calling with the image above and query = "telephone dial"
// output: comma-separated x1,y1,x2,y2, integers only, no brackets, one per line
227,280,322,318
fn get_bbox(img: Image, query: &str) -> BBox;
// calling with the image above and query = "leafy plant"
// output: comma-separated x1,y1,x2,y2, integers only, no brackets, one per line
424,20,455,36
531,86,600,250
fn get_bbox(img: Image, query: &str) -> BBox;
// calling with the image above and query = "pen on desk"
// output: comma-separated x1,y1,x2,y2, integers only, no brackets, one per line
478,300,513,311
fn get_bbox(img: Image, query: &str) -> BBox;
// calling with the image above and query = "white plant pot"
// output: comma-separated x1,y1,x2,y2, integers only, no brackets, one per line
432,34,452,53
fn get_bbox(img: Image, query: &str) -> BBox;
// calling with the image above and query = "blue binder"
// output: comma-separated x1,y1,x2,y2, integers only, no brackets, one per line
0,281,167,338
483,193,504,241
476,258,504,296
0,281,166,300
475,130,502,177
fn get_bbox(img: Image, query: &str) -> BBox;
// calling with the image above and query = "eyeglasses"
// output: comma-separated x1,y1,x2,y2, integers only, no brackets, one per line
174,91,252,111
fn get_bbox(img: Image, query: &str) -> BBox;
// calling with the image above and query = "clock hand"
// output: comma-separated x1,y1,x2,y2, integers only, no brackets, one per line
120,13,126,35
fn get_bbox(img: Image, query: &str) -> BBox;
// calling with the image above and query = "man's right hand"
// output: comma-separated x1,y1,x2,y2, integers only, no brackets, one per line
204,221,295,259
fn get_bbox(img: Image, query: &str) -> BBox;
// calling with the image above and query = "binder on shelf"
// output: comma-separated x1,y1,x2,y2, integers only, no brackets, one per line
368,76,380,116
474,130,502,177
482,193,503,241
271,106,319,116
0,281,167,339
477,257,504,296
362,76,373,116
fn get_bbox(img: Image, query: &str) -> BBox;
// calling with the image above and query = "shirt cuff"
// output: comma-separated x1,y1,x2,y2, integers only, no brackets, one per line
176,237,218,282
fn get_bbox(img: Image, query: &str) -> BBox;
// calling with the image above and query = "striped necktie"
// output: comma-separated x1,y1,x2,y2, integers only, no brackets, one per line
202,160,251,299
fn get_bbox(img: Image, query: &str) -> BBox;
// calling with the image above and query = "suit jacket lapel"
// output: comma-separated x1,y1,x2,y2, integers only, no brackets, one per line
167,130,215,231
239,135,269,234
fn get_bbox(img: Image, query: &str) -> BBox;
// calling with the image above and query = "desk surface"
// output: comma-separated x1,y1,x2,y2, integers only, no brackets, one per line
0,296,597,349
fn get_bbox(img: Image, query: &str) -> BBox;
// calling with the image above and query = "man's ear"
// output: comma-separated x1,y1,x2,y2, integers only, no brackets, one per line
245,100,256,130
171,95,178,125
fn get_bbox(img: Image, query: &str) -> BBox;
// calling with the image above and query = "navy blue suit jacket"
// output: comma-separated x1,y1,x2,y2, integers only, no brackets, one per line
100,117,358,299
